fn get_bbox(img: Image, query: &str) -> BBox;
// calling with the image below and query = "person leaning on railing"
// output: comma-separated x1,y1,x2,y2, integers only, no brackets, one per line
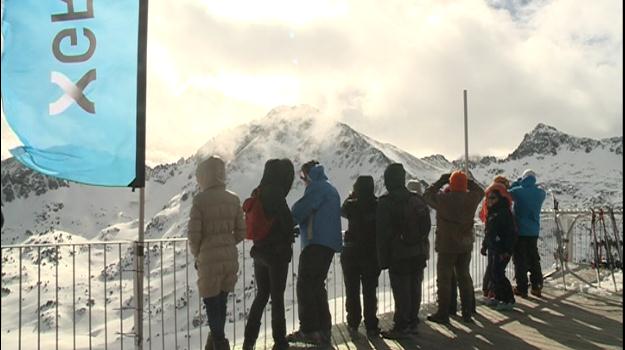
188,156,246,350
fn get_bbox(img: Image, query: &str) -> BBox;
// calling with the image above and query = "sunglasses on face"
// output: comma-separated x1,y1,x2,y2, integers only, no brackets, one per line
488,195,499,200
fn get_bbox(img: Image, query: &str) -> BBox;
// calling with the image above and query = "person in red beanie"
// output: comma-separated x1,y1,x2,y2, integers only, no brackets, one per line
423,171,484,324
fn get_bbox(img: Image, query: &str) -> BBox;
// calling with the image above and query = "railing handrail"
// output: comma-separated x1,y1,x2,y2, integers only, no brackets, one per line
0,237,191,249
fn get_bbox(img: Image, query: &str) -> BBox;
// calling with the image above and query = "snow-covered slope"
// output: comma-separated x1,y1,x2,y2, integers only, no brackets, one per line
0,106,622,349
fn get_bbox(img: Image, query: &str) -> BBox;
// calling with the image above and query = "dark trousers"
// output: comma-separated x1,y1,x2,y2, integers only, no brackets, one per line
203,291,229,340
489,251,514,303
483,262,492,294
513,236,543,293
450,268,476,315
389,257,425,330
436,252,474,319
341,250,381,330
297,244,334,333
244,255,290,344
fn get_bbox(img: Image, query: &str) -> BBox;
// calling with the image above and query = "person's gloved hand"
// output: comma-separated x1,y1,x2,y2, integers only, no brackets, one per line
480,246,487,256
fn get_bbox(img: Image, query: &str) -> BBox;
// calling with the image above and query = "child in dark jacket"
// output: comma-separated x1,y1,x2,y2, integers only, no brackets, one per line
483,183,516,310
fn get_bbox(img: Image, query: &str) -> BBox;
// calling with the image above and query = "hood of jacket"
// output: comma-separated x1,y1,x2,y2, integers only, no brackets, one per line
354,176,375,199
521,175,537,187
384,163,406,192
308,164,328,182
260,159,295,197
196,156,226,190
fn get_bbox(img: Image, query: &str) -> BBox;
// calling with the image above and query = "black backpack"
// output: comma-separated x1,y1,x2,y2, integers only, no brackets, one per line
393,193,431,246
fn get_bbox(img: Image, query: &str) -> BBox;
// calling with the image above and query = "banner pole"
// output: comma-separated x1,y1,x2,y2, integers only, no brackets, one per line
133,0,149,347
463,89,469,174
134,187,145,350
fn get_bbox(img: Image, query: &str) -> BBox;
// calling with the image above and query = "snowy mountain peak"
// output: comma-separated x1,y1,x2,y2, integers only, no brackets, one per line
265,104,320,122
507,123,623,160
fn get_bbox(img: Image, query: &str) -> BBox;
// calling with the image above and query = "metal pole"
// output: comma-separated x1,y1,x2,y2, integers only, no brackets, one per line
134,187,146,350
463,89,469,174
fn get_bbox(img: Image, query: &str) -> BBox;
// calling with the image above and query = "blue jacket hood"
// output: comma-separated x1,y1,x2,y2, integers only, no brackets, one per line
521,175,537,187
308,165,328,182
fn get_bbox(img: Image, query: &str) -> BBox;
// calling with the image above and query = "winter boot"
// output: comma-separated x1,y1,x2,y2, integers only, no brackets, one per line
427,314,450,325
286,330,324,345
213,338,230,350
530,287,542,298
204,333,213,350
485,298,499,307
496,302,515,311
242,338,255,350
347,325,360,339
366,328,381,339
271,339,290,350
513,287,528,298
381,327,411,340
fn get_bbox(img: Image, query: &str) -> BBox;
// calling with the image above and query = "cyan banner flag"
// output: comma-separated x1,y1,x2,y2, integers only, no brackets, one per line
1,0,147,187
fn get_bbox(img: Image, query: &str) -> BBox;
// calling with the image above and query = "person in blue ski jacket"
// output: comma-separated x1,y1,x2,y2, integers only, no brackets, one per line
287,161,342,346
509,169,546,297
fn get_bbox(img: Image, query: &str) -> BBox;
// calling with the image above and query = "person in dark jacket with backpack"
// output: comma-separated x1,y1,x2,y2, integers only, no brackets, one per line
243,159,295,350
424,171,484,324
341,176,381,338
377,164,431,339
288,160,342,346
482,183,516,310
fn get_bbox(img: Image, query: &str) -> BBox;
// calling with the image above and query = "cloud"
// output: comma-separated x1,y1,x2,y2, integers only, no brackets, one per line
1,0,622,164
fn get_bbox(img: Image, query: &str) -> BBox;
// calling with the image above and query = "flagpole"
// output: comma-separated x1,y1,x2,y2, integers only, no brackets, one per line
133,0,149,348
134,187,145,350
463,89,469,174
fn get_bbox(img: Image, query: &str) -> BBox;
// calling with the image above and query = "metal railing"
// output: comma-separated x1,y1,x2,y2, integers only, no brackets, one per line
1,211,621,350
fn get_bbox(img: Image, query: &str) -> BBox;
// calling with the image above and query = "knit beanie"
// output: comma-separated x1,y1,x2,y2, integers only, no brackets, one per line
449,170,468,192
493,175,510,188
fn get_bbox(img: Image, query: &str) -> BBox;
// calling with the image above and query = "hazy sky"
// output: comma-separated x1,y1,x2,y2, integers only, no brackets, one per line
1,0,622,165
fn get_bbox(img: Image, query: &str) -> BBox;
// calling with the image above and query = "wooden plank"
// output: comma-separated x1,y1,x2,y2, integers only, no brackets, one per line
251,284,623,349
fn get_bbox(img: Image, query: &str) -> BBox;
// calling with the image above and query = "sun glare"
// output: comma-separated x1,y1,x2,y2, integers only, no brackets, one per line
199,0,350,26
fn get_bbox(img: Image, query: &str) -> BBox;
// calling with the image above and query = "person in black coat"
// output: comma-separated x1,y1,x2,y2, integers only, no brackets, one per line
341,176,381,338
243,159,295,350
377,164,430,338
482,185,516,310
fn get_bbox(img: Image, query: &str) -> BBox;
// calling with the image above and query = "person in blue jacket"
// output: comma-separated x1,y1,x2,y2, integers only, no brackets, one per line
287,160,342,346
510,169,546,298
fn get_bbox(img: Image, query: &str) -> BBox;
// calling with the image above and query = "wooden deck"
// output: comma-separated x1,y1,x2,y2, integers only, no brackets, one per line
288,284,623,350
